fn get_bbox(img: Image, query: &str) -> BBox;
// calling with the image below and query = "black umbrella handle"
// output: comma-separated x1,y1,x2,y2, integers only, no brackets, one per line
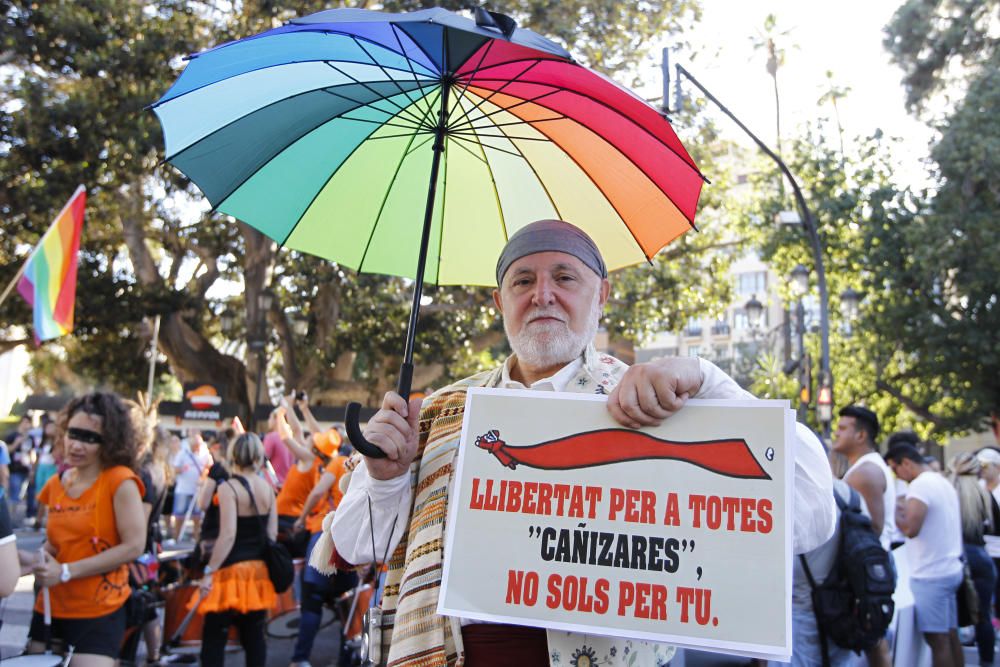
345,362,413,459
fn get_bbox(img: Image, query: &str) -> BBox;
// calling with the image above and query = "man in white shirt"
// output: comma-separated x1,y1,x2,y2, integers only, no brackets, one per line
832,405,894,665
885,442,964,667
170,431,212,540
331,220,836,666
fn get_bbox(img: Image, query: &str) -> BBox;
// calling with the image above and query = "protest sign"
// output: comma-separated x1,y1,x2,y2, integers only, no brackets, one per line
439,389,794,660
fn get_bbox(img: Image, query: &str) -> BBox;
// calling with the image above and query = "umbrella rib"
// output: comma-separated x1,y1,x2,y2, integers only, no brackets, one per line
471,111,564,226
323,62,429,129
446,134,525,161
330,112,427,133
446,89,565,134
153,53,433,109
464,75,705,188
407,85,445,137
355,129,426,275
317,88,427,132
448,116,566,137
368,131,437,141
275,121,392,249
163,83,416,163
490,113,654,258
444,133,488,165
404,135,435,157
185,87,415,210
389,23,439,123
443,39,497,127
447,59,544,134
453,102,508,246
320,88,428,129
454,80,703,227
447,131,552,142
348,34,438,124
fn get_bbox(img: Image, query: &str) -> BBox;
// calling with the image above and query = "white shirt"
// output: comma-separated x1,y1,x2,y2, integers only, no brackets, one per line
845,451,897,551
172,446,211,495
331,357,835,563
904,470,963,579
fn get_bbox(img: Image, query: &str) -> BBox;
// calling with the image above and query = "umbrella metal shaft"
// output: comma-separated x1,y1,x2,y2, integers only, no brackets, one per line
399,77,451,399
346,78,452,458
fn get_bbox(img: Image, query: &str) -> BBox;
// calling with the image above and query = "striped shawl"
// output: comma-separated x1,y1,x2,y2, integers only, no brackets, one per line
379,346,628,667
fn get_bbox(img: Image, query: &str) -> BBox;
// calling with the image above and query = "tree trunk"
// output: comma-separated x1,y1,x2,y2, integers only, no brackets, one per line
156,311,249,407
119,196,253,411
240,224,275,410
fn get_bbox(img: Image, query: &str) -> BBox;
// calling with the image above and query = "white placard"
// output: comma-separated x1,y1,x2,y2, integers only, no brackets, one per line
439,389,794,661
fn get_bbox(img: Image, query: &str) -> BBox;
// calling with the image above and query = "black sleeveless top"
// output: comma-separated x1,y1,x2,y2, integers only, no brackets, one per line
222,515,266,566
220,474,270,566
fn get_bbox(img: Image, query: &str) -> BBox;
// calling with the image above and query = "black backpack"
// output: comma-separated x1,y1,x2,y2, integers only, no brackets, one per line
800,485,896,660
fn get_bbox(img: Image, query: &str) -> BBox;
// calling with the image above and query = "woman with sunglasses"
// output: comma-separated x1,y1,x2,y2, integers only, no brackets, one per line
196,432,277,667
28,391,146,667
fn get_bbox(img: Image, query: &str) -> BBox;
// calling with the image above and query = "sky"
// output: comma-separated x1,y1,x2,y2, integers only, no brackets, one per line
645,0,937,189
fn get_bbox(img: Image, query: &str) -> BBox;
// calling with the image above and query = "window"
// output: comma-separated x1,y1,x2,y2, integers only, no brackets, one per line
687,345,701,357
711,319,731,336
738,271,767,295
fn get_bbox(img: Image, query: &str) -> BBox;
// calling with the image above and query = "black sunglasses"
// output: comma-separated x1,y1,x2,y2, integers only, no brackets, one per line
67,427,104,445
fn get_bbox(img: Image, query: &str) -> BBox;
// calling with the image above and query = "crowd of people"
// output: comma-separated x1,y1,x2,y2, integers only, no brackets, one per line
0,389,360,667
0,219,994,667
789,405,1000,667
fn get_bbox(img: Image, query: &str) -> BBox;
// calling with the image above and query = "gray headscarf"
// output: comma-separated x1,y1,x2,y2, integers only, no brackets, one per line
495,219,607,286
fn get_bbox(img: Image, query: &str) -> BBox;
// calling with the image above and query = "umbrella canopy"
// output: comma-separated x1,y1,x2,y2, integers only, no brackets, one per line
152,7,705,288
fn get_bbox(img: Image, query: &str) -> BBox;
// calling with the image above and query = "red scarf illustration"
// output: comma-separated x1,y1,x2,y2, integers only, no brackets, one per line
474,429,770,480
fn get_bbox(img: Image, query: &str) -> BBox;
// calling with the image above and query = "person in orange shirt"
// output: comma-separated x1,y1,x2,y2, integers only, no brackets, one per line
28,392,147,667
273,397,328,559
281,393,357,667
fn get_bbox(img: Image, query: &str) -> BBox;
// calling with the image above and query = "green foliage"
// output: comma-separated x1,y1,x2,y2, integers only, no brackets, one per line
734,115,998,439
884,0,998,112
1,0,726,407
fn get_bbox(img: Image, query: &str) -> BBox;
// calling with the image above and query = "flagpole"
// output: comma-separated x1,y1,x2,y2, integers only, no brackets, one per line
0,262,28,310
146,315,161,399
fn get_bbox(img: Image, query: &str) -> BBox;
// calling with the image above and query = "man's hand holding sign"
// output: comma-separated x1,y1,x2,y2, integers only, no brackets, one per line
330,221,835,667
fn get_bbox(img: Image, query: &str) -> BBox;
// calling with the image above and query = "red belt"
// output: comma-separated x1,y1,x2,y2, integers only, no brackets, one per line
461,624,548,666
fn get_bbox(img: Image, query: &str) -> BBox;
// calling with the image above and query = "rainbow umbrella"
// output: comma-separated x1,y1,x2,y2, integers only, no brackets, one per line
152,7,705,455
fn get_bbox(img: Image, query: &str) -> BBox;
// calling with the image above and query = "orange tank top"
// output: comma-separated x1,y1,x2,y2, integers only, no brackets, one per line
36,466,144,618
275,461,317,517
305,455,347,533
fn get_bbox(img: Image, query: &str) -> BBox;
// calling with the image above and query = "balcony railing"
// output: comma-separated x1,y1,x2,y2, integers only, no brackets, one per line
711,323,731,336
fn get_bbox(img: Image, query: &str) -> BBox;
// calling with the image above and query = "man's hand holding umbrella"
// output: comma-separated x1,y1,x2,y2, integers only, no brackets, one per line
362,392,423,481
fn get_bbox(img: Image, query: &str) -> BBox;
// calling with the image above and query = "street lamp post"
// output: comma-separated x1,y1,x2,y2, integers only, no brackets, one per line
248,287,275,432
786,264,811,422
667,54,835,439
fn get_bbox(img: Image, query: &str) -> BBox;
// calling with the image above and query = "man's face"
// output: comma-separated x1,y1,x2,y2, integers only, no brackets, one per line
832,416,863,454
888,458,916,482
493,252,609,369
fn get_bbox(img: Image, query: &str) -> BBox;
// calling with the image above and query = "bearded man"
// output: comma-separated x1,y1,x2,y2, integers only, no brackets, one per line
330,220,835,666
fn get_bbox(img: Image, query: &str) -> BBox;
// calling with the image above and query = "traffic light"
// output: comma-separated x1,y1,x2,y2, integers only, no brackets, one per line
816,384,833,424
798,353,812,407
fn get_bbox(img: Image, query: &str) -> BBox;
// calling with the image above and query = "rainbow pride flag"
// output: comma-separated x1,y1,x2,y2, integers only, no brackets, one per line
17,185,86,342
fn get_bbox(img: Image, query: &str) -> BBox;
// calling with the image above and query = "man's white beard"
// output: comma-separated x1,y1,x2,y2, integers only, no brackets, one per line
505,295,602,370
